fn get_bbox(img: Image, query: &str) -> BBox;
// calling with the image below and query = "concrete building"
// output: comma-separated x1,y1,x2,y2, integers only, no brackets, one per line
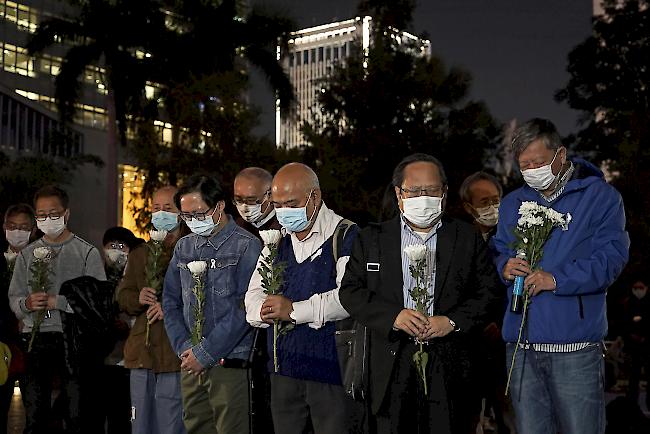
276,16,430,148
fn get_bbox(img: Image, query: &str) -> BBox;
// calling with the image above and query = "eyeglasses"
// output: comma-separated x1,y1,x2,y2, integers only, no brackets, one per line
35,212,65,222
399,186,444,199
4,223,33,231
108,242,127,250
180,206,216,222
233,191,270,207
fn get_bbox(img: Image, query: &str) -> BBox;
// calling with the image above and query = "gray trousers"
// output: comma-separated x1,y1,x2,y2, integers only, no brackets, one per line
270,375,349,434
130,369,186,434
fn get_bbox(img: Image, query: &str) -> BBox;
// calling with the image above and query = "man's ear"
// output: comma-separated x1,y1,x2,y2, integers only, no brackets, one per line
463,202,475,216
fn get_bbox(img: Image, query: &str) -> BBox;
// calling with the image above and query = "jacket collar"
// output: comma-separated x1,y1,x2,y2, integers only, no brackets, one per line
193,215,236,251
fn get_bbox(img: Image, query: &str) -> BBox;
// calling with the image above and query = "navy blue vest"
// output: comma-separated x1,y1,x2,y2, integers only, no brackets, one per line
268,229,355,385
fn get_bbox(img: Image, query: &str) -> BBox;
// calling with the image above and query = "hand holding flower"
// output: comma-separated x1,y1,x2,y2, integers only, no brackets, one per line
420,316,454,340
146,303,164,324
139,287,159,306
393,309,428,337
524,270,557,295
180,349,205,376
26,293,48,311
261,295,294,322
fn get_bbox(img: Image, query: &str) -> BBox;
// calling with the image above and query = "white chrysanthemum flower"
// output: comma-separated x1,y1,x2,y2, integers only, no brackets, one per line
187,260,207,275
149,229,168,242
4,251,17,263
33,247,51,261
404,245,428,262
259,229,282,246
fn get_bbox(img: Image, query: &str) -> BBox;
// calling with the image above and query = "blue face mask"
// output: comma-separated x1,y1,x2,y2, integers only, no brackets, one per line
276,191,315,233
151,210,180,232
186,207,221,236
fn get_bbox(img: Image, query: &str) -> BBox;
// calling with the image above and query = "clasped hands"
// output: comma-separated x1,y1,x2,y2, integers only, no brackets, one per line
260,294,294,323
139,286,163,325
25,292,56,311
502,257,556,296
393,309,454,340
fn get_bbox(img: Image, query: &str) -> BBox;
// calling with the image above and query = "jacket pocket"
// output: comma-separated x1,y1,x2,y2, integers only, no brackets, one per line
206,254,240,297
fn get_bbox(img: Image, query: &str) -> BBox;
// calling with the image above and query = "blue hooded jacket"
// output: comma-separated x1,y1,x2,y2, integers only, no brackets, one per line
492,158,629,344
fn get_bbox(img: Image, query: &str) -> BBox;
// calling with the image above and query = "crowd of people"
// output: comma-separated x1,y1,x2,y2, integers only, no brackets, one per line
0,117,638,434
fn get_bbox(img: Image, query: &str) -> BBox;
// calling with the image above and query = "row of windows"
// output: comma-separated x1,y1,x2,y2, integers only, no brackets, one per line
288,43,349,67
1,42,35,77
0,0,40,33
0,92,83,157
15,89,108,130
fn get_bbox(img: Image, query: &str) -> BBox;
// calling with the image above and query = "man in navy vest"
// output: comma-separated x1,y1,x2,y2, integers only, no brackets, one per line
245,163,359,434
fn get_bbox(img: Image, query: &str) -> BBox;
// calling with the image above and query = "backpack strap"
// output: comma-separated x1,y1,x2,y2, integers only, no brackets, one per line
332,218,356,263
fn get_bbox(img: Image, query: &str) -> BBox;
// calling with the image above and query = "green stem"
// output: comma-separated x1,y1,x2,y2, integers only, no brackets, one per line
505,291,530,395
420,342,427,396
28,310,46,352
273,320,279,372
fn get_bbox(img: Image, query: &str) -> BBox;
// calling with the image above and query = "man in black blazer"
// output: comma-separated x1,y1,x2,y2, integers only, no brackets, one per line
339,153,502,434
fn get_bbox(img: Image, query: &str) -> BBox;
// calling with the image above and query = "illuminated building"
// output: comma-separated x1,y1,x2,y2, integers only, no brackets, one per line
277,16,431,148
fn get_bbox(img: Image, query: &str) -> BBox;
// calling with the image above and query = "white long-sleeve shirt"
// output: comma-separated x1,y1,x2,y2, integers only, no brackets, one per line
245,202,351,330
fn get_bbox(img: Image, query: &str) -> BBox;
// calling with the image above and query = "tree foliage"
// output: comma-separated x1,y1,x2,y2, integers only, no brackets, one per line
556,0,650,272
301,2,501,222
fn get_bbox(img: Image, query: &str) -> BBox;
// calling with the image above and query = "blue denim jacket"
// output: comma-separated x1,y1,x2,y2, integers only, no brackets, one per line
162,216,262,368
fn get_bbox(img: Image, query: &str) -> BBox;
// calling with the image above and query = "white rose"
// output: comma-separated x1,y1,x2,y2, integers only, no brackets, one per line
149,229,168,242
404,245,427,262
187,260,207,275
259,229,282,246
4,251,17,263
33,247,51,260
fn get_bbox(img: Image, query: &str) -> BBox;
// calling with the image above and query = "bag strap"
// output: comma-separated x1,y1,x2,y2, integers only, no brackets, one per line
332,218,356,263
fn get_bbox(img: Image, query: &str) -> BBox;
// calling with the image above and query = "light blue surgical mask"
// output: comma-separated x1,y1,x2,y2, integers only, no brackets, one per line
186,208,221,236
151,210,180,232
276,191,316,233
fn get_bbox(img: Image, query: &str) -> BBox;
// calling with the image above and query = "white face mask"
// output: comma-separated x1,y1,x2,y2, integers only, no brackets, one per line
37,216,66,238
521,149,562,191
402,195,443,228
236,201,269,226
632,288,647,299
105,248,128,268
5,229,31,250
474,204,499,227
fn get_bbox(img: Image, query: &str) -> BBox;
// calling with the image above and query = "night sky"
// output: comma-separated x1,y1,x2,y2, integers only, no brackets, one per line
250,0,593,138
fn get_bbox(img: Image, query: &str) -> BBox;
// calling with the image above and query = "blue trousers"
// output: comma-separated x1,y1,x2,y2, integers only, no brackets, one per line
130,369,186,434
506,343,605,434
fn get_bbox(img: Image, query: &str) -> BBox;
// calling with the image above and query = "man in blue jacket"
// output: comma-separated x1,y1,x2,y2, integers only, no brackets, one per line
492,118,629,434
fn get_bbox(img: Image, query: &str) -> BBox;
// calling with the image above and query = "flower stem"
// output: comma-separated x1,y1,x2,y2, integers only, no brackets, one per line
420,341,427,396
28,310,46,352
273,320,279,372
505,291,530,395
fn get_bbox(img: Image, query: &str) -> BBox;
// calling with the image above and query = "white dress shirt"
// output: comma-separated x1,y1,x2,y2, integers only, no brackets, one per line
245,202,351,329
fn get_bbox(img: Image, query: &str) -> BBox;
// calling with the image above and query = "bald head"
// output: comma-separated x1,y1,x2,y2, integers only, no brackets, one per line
152,185,179,213
273,163,320,194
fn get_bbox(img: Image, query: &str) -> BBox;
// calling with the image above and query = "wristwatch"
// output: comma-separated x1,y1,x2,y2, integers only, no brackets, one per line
448,318,460,332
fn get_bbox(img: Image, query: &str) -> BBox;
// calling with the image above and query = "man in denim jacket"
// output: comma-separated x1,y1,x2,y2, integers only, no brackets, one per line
162,174,262,434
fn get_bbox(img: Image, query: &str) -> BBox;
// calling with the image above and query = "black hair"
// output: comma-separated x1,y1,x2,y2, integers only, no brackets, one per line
458,171,503,204
174,174,225,210
102,226,141,249
391,153,448,188
4,203,36,225
33,185,70,209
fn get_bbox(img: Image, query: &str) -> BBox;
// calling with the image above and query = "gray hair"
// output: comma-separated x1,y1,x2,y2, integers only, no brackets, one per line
235,167,273,188
392,153,448,188
511,118,562,160
459,171,503,204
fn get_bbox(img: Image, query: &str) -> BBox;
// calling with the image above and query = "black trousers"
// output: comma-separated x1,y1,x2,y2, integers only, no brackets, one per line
376,341,452,434
19,332,76,434
270,374,351,434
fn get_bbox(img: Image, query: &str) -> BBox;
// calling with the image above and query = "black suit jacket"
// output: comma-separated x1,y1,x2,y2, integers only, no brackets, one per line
339,216,502,414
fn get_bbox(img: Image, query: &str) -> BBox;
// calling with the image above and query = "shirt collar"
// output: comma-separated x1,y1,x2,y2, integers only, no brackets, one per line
285,202,340,243
400,214,442,242
253,208,276,229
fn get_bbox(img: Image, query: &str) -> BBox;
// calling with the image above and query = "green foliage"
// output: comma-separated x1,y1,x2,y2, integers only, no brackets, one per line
191,272,206,346
0,151,102,216
556,0,650,273
27,253,54,352
302,2,501,222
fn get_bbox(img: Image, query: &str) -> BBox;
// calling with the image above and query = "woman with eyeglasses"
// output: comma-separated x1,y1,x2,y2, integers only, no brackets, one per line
162,174,262,434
